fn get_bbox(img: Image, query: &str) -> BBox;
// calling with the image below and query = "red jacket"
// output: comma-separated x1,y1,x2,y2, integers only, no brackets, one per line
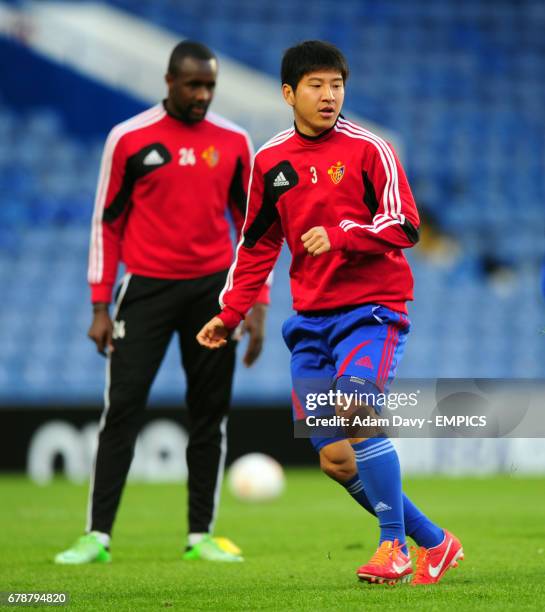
88,103,269,304
219,117,419,329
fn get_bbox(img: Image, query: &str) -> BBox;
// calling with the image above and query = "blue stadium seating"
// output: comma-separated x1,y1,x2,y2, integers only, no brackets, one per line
0,0,544,404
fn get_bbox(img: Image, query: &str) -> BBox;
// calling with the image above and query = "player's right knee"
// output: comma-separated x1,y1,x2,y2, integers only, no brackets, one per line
319,448,356,482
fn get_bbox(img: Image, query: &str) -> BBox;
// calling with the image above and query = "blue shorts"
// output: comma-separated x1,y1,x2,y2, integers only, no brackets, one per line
282,304,410,452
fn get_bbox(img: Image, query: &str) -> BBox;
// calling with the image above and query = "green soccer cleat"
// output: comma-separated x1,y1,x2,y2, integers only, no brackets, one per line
182,535,243,562
54,533,111,565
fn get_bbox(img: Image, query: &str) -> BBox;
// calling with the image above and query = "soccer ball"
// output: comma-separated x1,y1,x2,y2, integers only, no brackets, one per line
228,453,285,501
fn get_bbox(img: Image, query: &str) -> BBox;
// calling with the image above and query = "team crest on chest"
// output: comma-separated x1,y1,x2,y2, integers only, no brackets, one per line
328,161,345,184
201,145,220,168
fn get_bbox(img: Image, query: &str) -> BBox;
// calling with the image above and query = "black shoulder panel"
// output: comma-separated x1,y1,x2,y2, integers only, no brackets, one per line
103,142,171,223
243,160,298,248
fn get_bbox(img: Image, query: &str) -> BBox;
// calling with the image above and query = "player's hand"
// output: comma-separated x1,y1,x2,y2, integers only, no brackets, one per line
240,303,267,367
301,226,331,256
197,316,229,349
88,305,114,356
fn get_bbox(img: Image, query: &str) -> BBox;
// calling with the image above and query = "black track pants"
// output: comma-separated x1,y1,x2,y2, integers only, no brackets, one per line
87,270,236,536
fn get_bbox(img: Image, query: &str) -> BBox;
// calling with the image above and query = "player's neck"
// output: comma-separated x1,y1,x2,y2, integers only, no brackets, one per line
163,99,204,125
293,119,337,143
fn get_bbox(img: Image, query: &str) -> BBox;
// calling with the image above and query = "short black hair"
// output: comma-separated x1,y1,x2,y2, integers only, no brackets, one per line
281,40,349,90
168,40,216,75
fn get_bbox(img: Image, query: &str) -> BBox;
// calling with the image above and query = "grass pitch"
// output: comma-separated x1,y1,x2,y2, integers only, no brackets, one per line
1,471,545,611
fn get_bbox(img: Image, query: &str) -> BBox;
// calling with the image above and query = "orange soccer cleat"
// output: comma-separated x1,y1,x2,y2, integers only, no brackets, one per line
411,529,464,585
356,539,413,585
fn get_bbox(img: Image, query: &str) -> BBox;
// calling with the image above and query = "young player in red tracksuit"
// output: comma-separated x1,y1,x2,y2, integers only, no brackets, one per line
55,41,268,565
198,41,464,585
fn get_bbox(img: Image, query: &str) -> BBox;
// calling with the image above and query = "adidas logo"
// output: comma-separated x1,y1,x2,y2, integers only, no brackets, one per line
374,501,392,513
355,355,373,369
273,171,289,187
143,149,165,165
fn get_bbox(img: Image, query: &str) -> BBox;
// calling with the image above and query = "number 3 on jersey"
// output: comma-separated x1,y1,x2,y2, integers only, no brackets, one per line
179,147,196,166
310,166,318,184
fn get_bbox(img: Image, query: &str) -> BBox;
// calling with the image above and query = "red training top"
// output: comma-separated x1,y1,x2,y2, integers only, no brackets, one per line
219,117,420,329
88,102,269,305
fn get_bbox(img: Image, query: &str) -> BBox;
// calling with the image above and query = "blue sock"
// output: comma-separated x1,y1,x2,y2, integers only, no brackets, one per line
343,474,375,514
343,474,443,549
402,496,444,548
351,438,405,548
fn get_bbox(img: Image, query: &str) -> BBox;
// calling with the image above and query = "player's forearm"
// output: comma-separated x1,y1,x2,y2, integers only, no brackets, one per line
219,275,273,329
218,305,245,330
327,221,419,255
219,247,280,328
89,283,114,304
88,223,123,303
92,301,109,312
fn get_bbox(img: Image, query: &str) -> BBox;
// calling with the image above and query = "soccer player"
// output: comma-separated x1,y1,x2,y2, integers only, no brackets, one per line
55,41,269,564
197,41,463,584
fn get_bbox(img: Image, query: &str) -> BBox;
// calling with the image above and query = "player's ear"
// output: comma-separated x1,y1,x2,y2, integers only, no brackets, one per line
282,83,295,107
165,72,174,89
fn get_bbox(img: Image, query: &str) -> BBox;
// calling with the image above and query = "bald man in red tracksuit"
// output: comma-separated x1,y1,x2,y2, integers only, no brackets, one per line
56,41,268,565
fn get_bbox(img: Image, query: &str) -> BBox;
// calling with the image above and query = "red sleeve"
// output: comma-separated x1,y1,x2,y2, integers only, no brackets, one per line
219,157,284,329
87,130,129,304
227,133,271,305
326,142,420,254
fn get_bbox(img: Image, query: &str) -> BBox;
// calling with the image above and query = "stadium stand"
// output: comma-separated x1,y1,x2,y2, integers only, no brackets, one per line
0,0,543,403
